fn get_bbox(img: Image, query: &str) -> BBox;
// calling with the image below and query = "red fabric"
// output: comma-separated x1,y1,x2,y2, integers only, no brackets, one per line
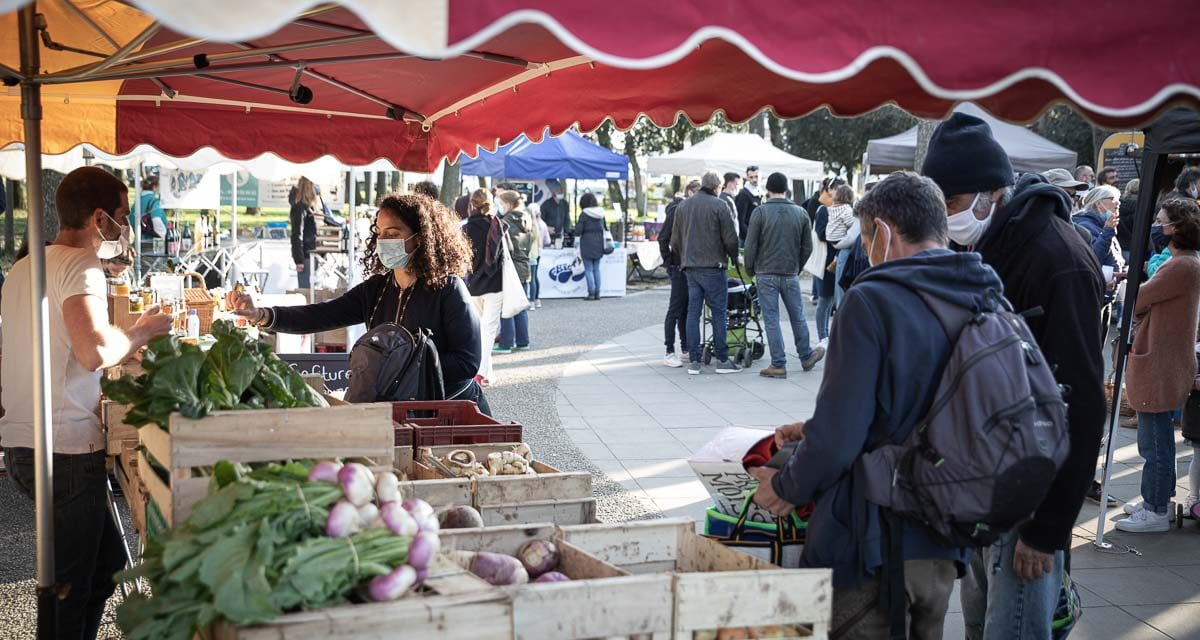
742,434,814,520
105,8,1200,170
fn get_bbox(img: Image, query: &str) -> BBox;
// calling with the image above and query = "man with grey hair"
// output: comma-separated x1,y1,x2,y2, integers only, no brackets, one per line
669,170,740,374
924,113,1105,640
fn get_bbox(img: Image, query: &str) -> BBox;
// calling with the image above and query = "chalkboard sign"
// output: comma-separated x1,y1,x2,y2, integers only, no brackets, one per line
1101,149,1140,189
279,353,351,392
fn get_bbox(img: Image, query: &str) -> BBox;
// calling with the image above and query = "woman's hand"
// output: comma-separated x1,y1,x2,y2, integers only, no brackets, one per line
1105,212,1120,229
226,290,258,317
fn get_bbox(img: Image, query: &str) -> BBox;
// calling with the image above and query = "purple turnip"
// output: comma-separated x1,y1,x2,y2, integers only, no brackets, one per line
367,564,417,601
338,463,375,507
414,567,428,584
516,540,559,577
402,497,435,522
407,531,441,572
534,571,570,583
357,503,380,529
380,501,419,536
308,460,343,483
438,505,484,529
469,551,529,586
375,471,401,504
416,513,440,534
325,499,362,537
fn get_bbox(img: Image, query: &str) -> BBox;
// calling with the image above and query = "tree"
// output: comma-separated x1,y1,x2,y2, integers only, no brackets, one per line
439,160,461,210
913,120,938,174
1031,105,1097,168
781,106,917,175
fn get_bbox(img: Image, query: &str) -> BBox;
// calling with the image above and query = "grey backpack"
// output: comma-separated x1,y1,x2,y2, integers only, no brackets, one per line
860,290,1069,548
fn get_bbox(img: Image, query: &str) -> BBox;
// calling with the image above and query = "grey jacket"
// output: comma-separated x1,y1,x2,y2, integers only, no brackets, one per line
744,198,813,277
669,189,739,269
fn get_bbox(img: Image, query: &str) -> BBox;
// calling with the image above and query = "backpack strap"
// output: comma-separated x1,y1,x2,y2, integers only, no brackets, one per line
909,288,978,344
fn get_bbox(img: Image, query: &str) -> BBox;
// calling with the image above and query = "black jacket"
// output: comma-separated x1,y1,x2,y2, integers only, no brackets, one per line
976,173,1107,553
813,205,837,297
270,273,482,395
574,209,608,261
540,197,572,239
744,198,812,276
734,186,762,239
290,203,318,266
658,197,684,267
1117,195,1138,249
503,207,534,282
463,214,505,296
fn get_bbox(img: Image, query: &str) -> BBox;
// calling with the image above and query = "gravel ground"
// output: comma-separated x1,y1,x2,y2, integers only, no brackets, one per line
0,283,673,637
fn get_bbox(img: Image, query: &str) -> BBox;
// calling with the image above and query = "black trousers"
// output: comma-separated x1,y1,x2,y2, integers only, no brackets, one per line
663,265,688,353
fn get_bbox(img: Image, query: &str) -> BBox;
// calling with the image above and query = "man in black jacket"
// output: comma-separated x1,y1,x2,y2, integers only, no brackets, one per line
923,114,1105,640
539,179,572,244
658,180,699,367
720,172,741,238
734,165,762,246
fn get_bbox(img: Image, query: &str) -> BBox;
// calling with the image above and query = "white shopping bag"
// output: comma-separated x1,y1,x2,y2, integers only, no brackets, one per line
688,426,777,523
802,227,827,278
500,235,530,319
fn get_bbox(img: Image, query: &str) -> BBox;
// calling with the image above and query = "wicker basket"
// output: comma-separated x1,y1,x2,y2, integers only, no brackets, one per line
182,272,216,334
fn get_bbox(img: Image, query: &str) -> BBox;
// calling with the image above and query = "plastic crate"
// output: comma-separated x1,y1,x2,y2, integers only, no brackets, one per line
392,401,522,447
393,421,414,447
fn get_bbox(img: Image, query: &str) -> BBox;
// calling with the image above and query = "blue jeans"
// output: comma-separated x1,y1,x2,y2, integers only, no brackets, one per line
834,248,850,308
756,274,814,367
583,257,602,295
1138,410,1178,514
664,265,688,353
5,448,127,640
498,282,531,348
528,259,540,302
685,267,728,363
815,294,833,341
961,528,1065,640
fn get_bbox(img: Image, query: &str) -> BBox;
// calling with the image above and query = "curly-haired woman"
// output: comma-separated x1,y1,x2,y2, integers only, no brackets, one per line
227,194,489,411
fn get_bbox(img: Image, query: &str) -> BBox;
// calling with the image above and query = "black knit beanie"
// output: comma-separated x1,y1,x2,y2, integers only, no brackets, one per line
765,172,789,194
921,113,1014,197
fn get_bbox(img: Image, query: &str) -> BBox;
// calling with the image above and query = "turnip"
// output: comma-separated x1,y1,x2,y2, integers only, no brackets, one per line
469,551,529,585
357,503,380,529
367,564,417,601
534,571,570,583
375,471,401,504
416,513,440,534
325,499,362,537
406,531,441,572
414,567,428,584
438,505,484,529
307,460,343,483
516,540,559,577
380,501,419,536
401,497,434,522
338,463,375,507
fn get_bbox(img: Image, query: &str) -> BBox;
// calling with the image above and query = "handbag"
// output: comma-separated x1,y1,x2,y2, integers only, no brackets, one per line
602,228,615,255
702,492,806,566
803,227,827,278
500,233,530,319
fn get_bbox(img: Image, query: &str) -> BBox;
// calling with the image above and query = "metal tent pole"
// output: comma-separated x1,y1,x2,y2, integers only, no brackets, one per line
345,168,364,349
231,170,239,247
19,4,56,635
1093,148,1166,551
133,160,142,281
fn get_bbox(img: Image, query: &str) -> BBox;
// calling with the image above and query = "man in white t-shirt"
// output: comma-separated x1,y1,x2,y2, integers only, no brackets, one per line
0,166,172,639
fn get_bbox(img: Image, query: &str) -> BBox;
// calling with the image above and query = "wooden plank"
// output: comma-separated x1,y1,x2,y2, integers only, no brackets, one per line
673,569,832,634
398,476,472,508
137,449,175,526
166,403,393,468
474,471,591,506
560,518,691,568
102,400,138,456
675,529,773,573
422,553,494,596
512,574,673,640
556,540,628,580
139,423,174,470
439,524,558,556
480,498,595,527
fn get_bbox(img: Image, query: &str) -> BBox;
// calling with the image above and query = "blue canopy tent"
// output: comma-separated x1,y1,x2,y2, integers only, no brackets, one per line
462,128,629,180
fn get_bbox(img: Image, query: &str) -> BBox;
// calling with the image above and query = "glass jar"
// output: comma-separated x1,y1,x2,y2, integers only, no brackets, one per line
128,296,144,313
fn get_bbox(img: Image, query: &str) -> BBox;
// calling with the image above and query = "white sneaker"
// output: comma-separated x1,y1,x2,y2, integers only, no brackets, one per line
1114,508,1171,533
1123,501,1177,520
663,352,682,368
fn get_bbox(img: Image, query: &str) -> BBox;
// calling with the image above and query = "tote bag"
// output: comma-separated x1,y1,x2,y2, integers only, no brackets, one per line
803,227,827,278
501,234,530,319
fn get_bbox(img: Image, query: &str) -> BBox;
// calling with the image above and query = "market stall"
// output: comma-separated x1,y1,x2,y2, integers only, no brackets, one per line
646,132,825,181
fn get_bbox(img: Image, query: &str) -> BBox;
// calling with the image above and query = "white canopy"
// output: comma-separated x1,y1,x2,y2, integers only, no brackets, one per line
0,143,400,183
866,103,1078,174
645,132,825,181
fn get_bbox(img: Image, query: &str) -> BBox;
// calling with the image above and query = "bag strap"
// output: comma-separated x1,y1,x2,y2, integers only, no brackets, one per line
881,508,907,640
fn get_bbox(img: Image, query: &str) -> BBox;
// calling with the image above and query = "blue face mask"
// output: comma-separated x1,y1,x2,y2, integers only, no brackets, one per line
378,237,415,270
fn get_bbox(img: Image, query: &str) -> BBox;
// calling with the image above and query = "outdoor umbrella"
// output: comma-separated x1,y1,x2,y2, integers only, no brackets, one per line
646,132,825,180
1,1,1199,634
461,128,628,180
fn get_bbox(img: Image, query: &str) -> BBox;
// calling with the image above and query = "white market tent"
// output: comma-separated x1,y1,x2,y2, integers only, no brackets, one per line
646,132,825,181
866,103,1078,173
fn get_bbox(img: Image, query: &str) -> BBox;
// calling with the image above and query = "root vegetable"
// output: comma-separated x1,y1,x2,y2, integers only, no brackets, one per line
357,503,380,529
380,501,418,536
338,463,375,507
367,564,418,602
516,540,559,577
325,499,362,537
308,460,343,483
512,443,532,461
416,513,440,533
438,505,484,529
469,551,529,585
402,498,435,522
534,571,570,583
406,531,441,571
375,471,401,504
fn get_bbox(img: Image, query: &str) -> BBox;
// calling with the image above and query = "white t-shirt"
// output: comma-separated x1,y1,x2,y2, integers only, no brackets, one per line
0,246,108,454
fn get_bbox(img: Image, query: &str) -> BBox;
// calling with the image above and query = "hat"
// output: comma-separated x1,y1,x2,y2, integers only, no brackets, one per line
921,113,1014,197
765,172,789,194
1042,168,1089,190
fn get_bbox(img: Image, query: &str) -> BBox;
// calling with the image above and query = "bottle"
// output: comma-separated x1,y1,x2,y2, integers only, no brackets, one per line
166,222,178,255
187,309,200,338
181,224,193,252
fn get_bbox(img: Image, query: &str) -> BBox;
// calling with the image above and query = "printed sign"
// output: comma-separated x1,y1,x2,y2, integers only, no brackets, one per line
279,352,351,392
159,168,220,209
219,170,259,207
536,247,627,299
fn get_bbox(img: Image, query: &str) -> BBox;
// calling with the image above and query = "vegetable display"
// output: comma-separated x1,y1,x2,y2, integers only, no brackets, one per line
451,539,569,586
439,443,536,477
516,540,559,578
116,460,440,640
102,319,326,429
438,505,485,529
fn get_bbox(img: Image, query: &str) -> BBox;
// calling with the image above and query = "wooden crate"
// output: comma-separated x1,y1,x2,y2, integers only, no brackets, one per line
101,400,138,456
415,444,595,526
138,403,393,527
114,446,147,542
562,518,832,639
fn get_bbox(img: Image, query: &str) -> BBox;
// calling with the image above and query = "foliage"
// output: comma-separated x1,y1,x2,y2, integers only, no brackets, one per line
781,106,917,175
101,320,324,429
1031,104,1097,167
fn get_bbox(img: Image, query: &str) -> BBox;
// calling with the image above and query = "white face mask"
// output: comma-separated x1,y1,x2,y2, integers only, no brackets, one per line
867,220,892,267
94,211,131,260
946,193,994,246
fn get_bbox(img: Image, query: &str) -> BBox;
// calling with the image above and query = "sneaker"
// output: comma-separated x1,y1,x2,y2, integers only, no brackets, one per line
535,300,542,308
801,346,826,372
759,365,787,379
687,361,701,375
1114,508,1171,533
1121,500,1177,521
492,345,513,354
1086,481,1120,507
514,344,530,351
714,359,742,374
1185,496,1199,519
664,352,682,368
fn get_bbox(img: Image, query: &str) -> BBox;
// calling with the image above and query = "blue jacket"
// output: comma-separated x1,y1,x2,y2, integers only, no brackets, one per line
1071,209,1120,270
772,248,1003,588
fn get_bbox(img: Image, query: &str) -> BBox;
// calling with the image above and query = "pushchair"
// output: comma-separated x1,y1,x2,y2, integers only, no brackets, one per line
699,272,766,368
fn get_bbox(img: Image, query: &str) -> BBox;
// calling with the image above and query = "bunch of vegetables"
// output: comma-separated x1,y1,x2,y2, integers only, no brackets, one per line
102,319,325,429
452,538,570,585
116,460,440,640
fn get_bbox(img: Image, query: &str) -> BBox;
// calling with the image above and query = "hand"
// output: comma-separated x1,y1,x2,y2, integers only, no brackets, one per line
226,290,258,318
131,305,173,339
547,226,556,235
1012,538,1055,581
296,263,305,272
1105,213,1119,229
774,421,806,447
748,467,795,516
1114,270,1128,282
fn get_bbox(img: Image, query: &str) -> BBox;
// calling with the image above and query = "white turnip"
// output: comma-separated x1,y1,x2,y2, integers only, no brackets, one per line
534,571,570,583
307,460,343,483
367,565,417,601
375,471,401,504
357,503,380,529
469,551,529,586
406,531,441,571
338,463,376,507
325,499,362,538
401,497,434,522
380,501,419,536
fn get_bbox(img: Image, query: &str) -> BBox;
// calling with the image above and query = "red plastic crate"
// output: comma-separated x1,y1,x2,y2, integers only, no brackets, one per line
393,421,414,447
391,401,523,447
